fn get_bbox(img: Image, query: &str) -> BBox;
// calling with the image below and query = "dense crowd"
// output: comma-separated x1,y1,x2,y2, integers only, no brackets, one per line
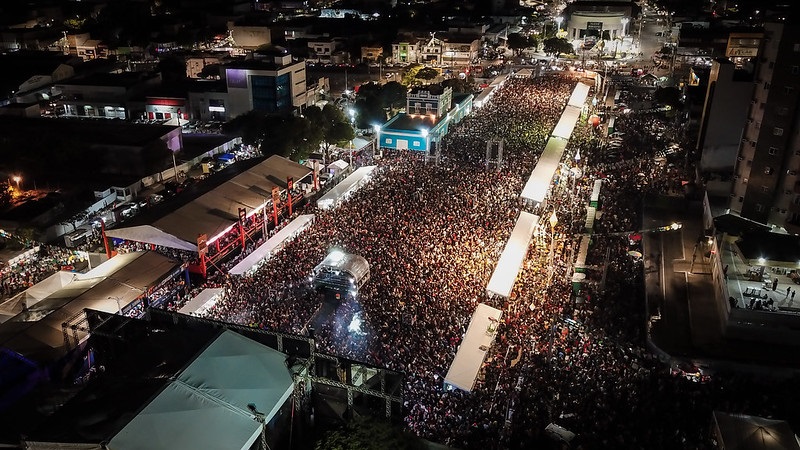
203,74,799,449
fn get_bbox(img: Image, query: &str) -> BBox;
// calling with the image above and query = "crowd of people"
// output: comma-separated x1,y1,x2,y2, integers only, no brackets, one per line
200,73,799,449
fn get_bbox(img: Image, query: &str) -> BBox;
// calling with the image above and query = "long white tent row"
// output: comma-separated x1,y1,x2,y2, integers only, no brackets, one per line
551,105,582,140
444,303,503,392
228,214,315,276
178,287,224,316
584,206,597,232
520,137,568,205
317,166,377,210
486,212,540,298
575,235,591,272
567,82,591,108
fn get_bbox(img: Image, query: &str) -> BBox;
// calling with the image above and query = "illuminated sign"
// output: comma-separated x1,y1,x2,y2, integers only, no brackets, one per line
726,47,758,57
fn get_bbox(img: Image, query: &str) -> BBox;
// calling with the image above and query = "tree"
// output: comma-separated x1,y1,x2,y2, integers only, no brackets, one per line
442,76,475,94
354,96,387,129
314,416,425,450
260,114,320,161
507,33,532,55
306,104,355,162
380,81,407,112
401,63,423,86
415,67,439,81
543,37,574,57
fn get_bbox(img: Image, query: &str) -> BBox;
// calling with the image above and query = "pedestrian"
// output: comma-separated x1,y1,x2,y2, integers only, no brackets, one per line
772,277,779,291
786,287,791,298
793,290,796,300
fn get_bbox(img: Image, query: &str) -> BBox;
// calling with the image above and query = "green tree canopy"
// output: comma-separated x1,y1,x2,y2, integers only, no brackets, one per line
543,37,574,57
314,417,426,450
380,81,408,111
305,104,355,161
401,63,423,86
415,67,439,81
507,32,533,55
442,76,475,93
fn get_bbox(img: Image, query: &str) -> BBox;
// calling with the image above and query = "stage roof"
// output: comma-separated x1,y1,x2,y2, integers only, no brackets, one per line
317,166,376,210
229,214,315,276
25,329,294,450
444,303,503,392
521,137,568,204
110,155,312,249
0,252,179,363
487,212,539,298
108,330,293,450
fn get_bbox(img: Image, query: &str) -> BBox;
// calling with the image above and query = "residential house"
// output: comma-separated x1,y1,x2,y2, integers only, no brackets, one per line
361,44,384,63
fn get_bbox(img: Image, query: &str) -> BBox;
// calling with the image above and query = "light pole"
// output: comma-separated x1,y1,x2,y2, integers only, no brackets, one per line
372,123,381,159
548,210,558,286
556,16,563,35
12,175,21,191
621,17,629,37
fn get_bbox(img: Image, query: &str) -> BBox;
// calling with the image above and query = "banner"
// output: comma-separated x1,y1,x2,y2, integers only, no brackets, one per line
197,234,208,256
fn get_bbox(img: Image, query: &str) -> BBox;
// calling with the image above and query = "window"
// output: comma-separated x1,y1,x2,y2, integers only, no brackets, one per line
775,127,784,136
756,203,764,212
769,146,778,155
762,186,770,193
765,166,774,175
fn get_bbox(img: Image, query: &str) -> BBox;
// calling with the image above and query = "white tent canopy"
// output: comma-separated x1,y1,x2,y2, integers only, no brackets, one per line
108,330,294,450
444,303,503,392
521,138,568,205
105,225,197,251
317,166,376,210
178,287,224,316
713,411,800,450
487,212,539,298
228,214,315,276
552,105,582,140
567,82,590,108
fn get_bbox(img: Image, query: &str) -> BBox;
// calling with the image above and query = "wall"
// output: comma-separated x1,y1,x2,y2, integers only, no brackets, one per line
698,61,753,173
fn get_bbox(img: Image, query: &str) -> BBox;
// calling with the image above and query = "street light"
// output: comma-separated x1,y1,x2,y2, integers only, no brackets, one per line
372,124,381,157
12,175,21,191
621,17,629,37
556,16,563,33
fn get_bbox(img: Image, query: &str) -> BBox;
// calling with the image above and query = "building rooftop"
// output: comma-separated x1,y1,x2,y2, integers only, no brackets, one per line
0,117,179,148
57,71,159,88
384,113,438,132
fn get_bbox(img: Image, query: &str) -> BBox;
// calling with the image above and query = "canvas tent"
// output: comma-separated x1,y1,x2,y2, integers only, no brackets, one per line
317,166,376,210
178,287,224,316
713,411,800,450
567,82,590,108
25,329,294,450
105,225,197,251
228,214,314,276
486,212,539,298
551,105,581,140
110,155,312,249
0,252,179,363
444,303,503,392
521,137,568,205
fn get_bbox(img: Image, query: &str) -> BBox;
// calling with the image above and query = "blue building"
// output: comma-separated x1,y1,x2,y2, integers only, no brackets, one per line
377,85,473,153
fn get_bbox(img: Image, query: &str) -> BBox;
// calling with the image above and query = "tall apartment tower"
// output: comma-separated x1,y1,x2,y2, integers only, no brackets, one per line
731,21,800,231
